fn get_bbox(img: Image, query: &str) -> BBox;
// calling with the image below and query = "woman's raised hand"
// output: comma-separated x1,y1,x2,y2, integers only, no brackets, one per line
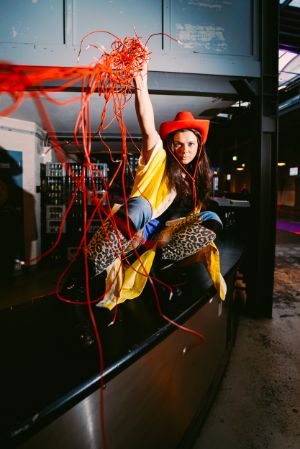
133,45,150,85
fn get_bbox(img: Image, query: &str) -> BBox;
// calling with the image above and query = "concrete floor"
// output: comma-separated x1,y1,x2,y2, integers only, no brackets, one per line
192,229,300,449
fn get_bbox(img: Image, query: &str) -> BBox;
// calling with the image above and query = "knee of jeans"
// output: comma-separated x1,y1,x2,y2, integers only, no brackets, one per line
121,196,152,231
199,211,223,227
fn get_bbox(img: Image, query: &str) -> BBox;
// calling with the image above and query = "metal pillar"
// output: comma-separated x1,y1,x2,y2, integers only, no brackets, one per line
246,0,278,318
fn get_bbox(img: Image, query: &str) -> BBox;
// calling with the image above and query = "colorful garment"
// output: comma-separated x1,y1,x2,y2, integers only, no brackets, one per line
97,140,226,310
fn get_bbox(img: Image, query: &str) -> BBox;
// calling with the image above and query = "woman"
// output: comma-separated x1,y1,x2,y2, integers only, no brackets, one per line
83,59,226,310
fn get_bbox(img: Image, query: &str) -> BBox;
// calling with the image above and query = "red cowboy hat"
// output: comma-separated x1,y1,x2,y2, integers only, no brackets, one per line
159,111,210,144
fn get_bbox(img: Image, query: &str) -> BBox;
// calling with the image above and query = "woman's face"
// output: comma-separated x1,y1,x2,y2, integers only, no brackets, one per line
173,130,199,165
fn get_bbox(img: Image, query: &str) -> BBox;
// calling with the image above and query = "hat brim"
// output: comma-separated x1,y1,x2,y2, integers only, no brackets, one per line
159,119,210,144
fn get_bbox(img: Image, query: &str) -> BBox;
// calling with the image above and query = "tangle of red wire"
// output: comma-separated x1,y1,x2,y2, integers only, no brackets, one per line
0,30,206,449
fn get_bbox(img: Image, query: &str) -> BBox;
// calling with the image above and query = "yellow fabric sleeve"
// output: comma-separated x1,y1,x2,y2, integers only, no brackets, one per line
198,241,227,300
97,248,157,311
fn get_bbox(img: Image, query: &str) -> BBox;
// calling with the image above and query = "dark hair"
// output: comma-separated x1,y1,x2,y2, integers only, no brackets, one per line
164,128,211,207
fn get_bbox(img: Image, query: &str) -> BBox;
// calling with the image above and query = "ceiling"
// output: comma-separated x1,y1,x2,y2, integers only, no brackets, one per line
279,1,300,105
2,3,300,154
280,0,300,53
0,91,234,139
279,0,300,90
0,67,243,153
278,1,300,165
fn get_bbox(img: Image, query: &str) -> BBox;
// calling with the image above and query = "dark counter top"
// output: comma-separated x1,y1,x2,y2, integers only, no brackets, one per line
0,235,244,447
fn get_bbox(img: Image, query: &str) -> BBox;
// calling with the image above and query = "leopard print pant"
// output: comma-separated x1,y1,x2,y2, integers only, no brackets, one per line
86,220,131,275
161,214,216,261
86,214,216,274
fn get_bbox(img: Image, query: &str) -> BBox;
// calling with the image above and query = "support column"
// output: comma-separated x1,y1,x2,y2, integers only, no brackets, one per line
246,0,278,318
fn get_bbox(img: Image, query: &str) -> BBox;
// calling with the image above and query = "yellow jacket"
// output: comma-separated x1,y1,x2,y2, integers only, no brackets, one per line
98,141,226,310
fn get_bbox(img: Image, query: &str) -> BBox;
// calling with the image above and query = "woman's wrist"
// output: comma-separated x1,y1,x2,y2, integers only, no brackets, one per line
134,73,148,90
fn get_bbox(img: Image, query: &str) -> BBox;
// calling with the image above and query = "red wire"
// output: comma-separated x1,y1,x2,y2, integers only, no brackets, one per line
0,31,206,449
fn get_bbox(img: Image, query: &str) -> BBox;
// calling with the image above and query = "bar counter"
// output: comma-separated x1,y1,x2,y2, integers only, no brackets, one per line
0,234,244,449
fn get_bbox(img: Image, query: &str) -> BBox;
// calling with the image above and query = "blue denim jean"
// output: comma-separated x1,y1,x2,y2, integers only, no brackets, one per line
114,196,152,239
115,196,222,241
